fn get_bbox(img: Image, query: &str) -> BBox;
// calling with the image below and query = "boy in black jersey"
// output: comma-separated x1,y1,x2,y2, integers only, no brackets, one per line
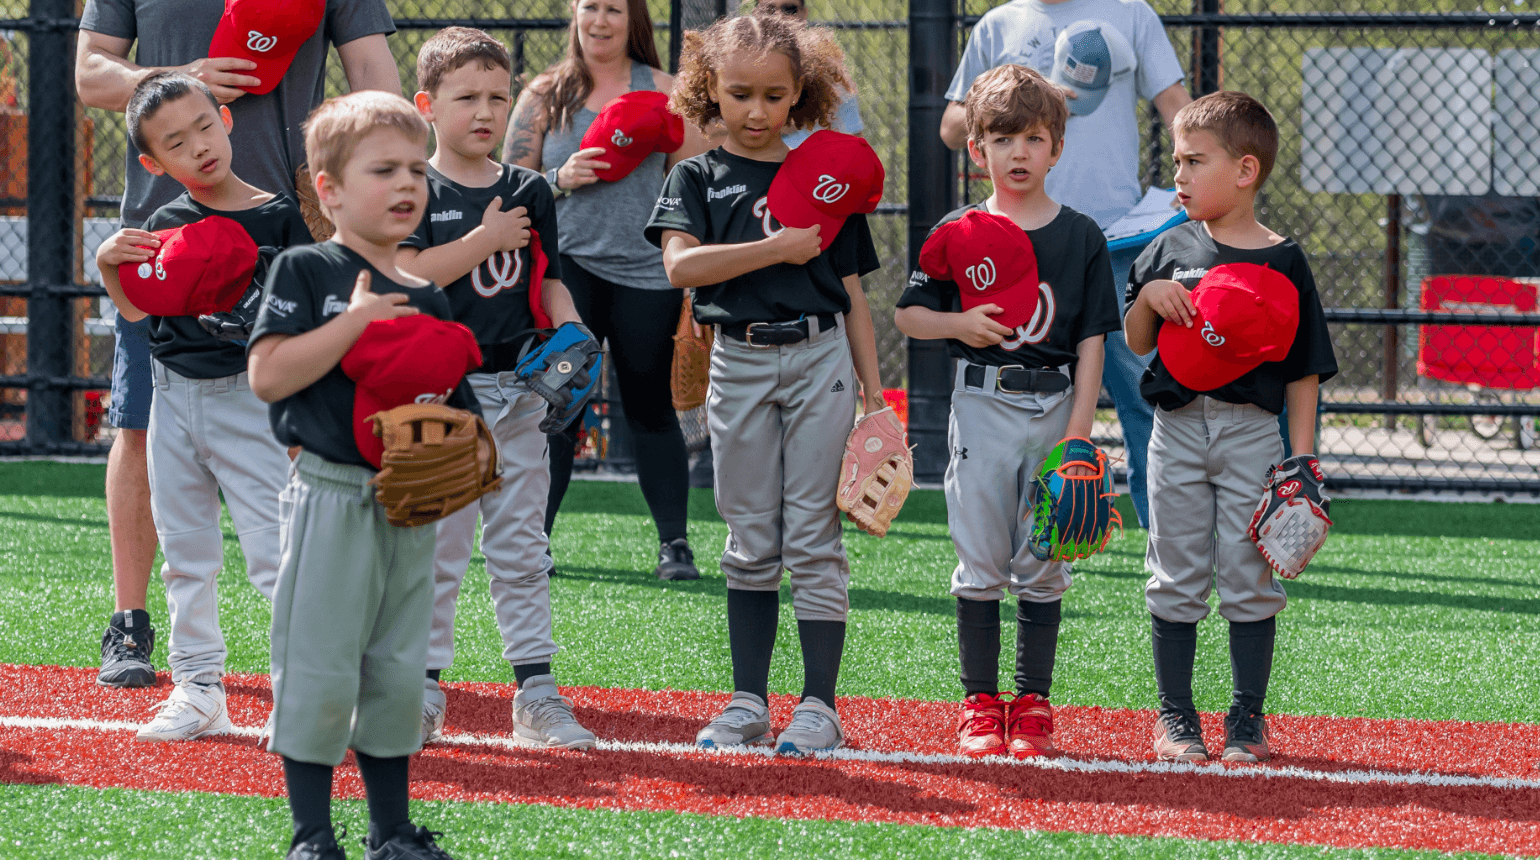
247,92,470,860
397,27,595,751
96,72,309,744
1123,92,1337,765
895,65,1120,759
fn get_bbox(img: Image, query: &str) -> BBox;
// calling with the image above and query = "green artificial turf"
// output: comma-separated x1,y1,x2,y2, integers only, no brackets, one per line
0,784,1508,860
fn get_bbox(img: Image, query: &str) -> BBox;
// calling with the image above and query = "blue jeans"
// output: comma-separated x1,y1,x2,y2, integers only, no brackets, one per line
1105,245,1153,527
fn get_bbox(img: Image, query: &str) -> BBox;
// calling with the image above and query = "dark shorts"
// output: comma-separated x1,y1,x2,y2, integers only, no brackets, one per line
108,314,153,430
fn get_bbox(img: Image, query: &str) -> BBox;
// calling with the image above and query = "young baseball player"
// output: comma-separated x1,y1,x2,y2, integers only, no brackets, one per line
895,65,1121,759
398,27,595,750
95,72,308,742
1123,91,1337,764
645,14,886,756
247,91,472,860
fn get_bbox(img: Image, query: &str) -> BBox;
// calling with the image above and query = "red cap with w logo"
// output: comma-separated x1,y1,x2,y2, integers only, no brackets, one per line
579,91,686,183
917,208,1040,330
767,130,884,251
341,315,482,468
1157,262,1299,392
208,0,326,95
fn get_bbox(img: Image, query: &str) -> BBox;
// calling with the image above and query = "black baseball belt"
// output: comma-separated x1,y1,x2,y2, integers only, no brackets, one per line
962,363,1071,394
719,312,839,347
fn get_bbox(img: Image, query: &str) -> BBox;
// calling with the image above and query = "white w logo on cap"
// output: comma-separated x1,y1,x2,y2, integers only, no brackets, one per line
611,128,632,147
246,31,278,52
964,257,996,292
812,174,850,204
1201,320,1226,347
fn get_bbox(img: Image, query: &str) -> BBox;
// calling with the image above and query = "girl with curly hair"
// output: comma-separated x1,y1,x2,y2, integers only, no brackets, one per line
644,13,887,756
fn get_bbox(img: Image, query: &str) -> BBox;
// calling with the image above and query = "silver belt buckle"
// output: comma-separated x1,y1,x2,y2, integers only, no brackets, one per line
996,364,1025,392
744,322,771,348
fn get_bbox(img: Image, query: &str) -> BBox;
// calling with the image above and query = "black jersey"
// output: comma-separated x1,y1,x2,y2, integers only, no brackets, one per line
400,163,562,346
1125,221,1338,413
643,148,880,326
141,192,311,379
896,203,1121,370
249,242,479,469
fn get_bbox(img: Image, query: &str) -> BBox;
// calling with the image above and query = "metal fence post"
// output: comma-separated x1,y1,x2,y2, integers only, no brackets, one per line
906,0,956,483
1193,0,1222,95
25,0,77,451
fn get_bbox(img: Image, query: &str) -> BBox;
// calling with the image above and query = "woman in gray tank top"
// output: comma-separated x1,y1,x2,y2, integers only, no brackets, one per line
504,0,708,581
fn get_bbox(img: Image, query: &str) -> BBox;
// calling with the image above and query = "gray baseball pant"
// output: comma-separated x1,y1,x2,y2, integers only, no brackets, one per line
429,373,558,671
944,363,1076,603
1144,396,1287,624
146,361,286,686
708,317,856,622
268,451,434,765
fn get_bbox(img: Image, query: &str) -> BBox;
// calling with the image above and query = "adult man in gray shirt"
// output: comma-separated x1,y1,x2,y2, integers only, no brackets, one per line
76,0,399,689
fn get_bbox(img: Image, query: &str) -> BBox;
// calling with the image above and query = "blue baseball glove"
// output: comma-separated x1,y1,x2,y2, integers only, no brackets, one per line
1028,437,1123,562
513,322,604,433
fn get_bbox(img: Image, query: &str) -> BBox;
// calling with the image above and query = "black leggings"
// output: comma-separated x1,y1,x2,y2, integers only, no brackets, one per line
547,256,689,543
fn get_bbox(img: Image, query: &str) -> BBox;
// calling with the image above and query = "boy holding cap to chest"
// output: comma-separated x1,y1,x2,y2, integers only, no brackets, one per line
1123,91,1336,765
895,64,1121,760
95,71,310,744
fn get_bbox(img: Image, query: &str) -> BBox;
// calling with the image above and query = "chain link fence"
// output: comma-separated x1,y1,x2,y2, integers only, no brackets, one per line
4,0,1538,493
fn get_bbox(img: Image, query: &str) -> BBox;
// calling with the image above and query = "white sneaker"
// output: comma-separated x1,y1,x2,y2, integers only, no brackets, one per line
775,696,843,756
136,681,232,742
421,677,446,746
511,674,596,750
695,691,774,749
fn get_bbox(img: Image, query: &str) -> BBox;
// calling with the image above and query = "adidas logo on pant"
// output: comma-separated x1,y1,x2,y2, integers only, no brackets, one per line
830,380,845,393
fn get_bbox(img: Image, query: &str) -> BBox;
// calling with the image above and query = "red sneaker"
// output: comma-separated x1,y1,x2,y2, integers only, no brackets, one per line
1007,693,1055,758
956,692,1009,757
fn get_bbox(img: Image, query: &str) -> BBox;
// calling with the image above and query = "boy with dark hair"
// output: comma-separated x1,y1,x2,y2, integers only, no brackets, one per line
895,64,1121,759
248,90,471,860
398,26,595,750
96,70,309,743
1123,90,1337,764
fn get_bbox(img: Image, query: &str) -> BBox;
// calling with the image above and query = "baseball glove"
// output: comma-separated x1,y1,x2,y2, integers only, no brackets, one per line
513,321,604,434
295,164,334,242
366,403,502,528
1248,455,1332,579
1028,437,1122,562
671,292,711,411
196,246,278,344
835,406,914,538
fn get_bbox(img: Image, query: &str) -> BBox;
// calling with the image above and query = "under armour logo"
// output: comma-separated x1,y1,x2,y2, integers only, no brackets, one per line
1201,320,1225,347
611,128,633,147
964,257,996,292
955,447,968,459
472,251,524,298
812,174,850,204
246,30,278,53
830,380,845,393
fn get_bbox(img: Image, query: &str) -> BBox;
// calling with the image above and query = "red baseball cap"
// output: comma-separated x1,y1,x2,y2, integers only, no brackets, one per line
208,0,327,96
341,315,482,468
118,216,258,317
767,130,884,251
1158,262,1300,392
578,91,685,183
917,209,1040,330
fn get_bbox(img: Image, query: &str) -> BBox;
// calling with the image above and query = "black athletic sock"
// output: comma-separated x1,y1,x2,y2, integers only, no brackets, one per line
726,588,780,703
797,619,846,706
1228,616,1277,715
956,598,1001,696
1014,598,1063,699
281,757,334,849
544,422,581,535
628,424,689,543
110,607,152,630
425,669,441,682
514,663,553,686
355,751,411,849
1152,614,1199,714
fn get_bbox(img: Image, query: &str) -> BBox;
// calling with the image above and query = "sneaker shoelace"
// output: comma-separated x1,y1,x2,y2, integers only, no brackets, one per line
959,696,1008,736
785,705,835,737
146,683,217,720
104,629,148,661
523,694,578,730
1226,712,1264,745
1162,710,1204,743
1009,701,1053,737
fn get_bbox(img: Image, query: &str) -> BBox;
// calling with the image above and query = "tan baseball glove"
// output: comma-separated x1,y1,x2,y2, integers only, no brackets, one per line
367,404,502,527
835,406,914,538
295,164,334,242
671,292,712,411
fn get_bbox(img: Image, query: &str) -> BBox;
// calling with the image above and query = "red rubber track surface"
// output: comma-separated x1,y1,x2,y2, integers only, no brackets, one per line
3,665,1538,855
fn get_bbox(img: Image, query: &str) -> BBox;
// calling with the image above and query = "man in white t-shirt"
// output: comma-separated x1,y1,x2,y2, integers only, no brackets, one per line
939,0,1191,527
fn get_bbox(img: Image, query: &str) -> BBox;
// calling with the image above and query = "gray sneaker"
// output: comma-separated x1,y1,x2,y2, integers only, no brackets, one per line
696,691,774,749
421,677,446,745
776,696,843,757
511,674,596,750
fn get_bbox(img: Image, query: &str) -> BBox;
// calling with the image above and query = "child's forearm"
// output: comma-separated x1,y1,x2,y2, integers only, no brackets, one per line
843,275,884,405
1065,334,1105,439
540,278,581,326
893,304,959,341
98,267,147,323
248,312,372,403
397,231,498,287
1123,298,1159,356
662,237,783,288
1284,374,1320,456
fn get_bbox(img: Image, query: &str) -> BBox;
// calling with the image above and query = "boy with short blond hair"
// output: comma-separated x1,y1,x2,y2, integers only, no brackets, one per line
248,90,472,860
96,71,309,743
895,64,1121,759
397,26,594,750
1124,91,1337,764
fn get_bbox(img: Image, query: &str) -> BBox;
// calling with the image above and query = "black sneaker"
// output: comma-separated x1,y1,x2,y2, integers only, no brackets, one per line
1222,707,1271,763
364,826,456,860
97,609,157,688
654,538,699,581
1152,708,1209,762
288,827,347,860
